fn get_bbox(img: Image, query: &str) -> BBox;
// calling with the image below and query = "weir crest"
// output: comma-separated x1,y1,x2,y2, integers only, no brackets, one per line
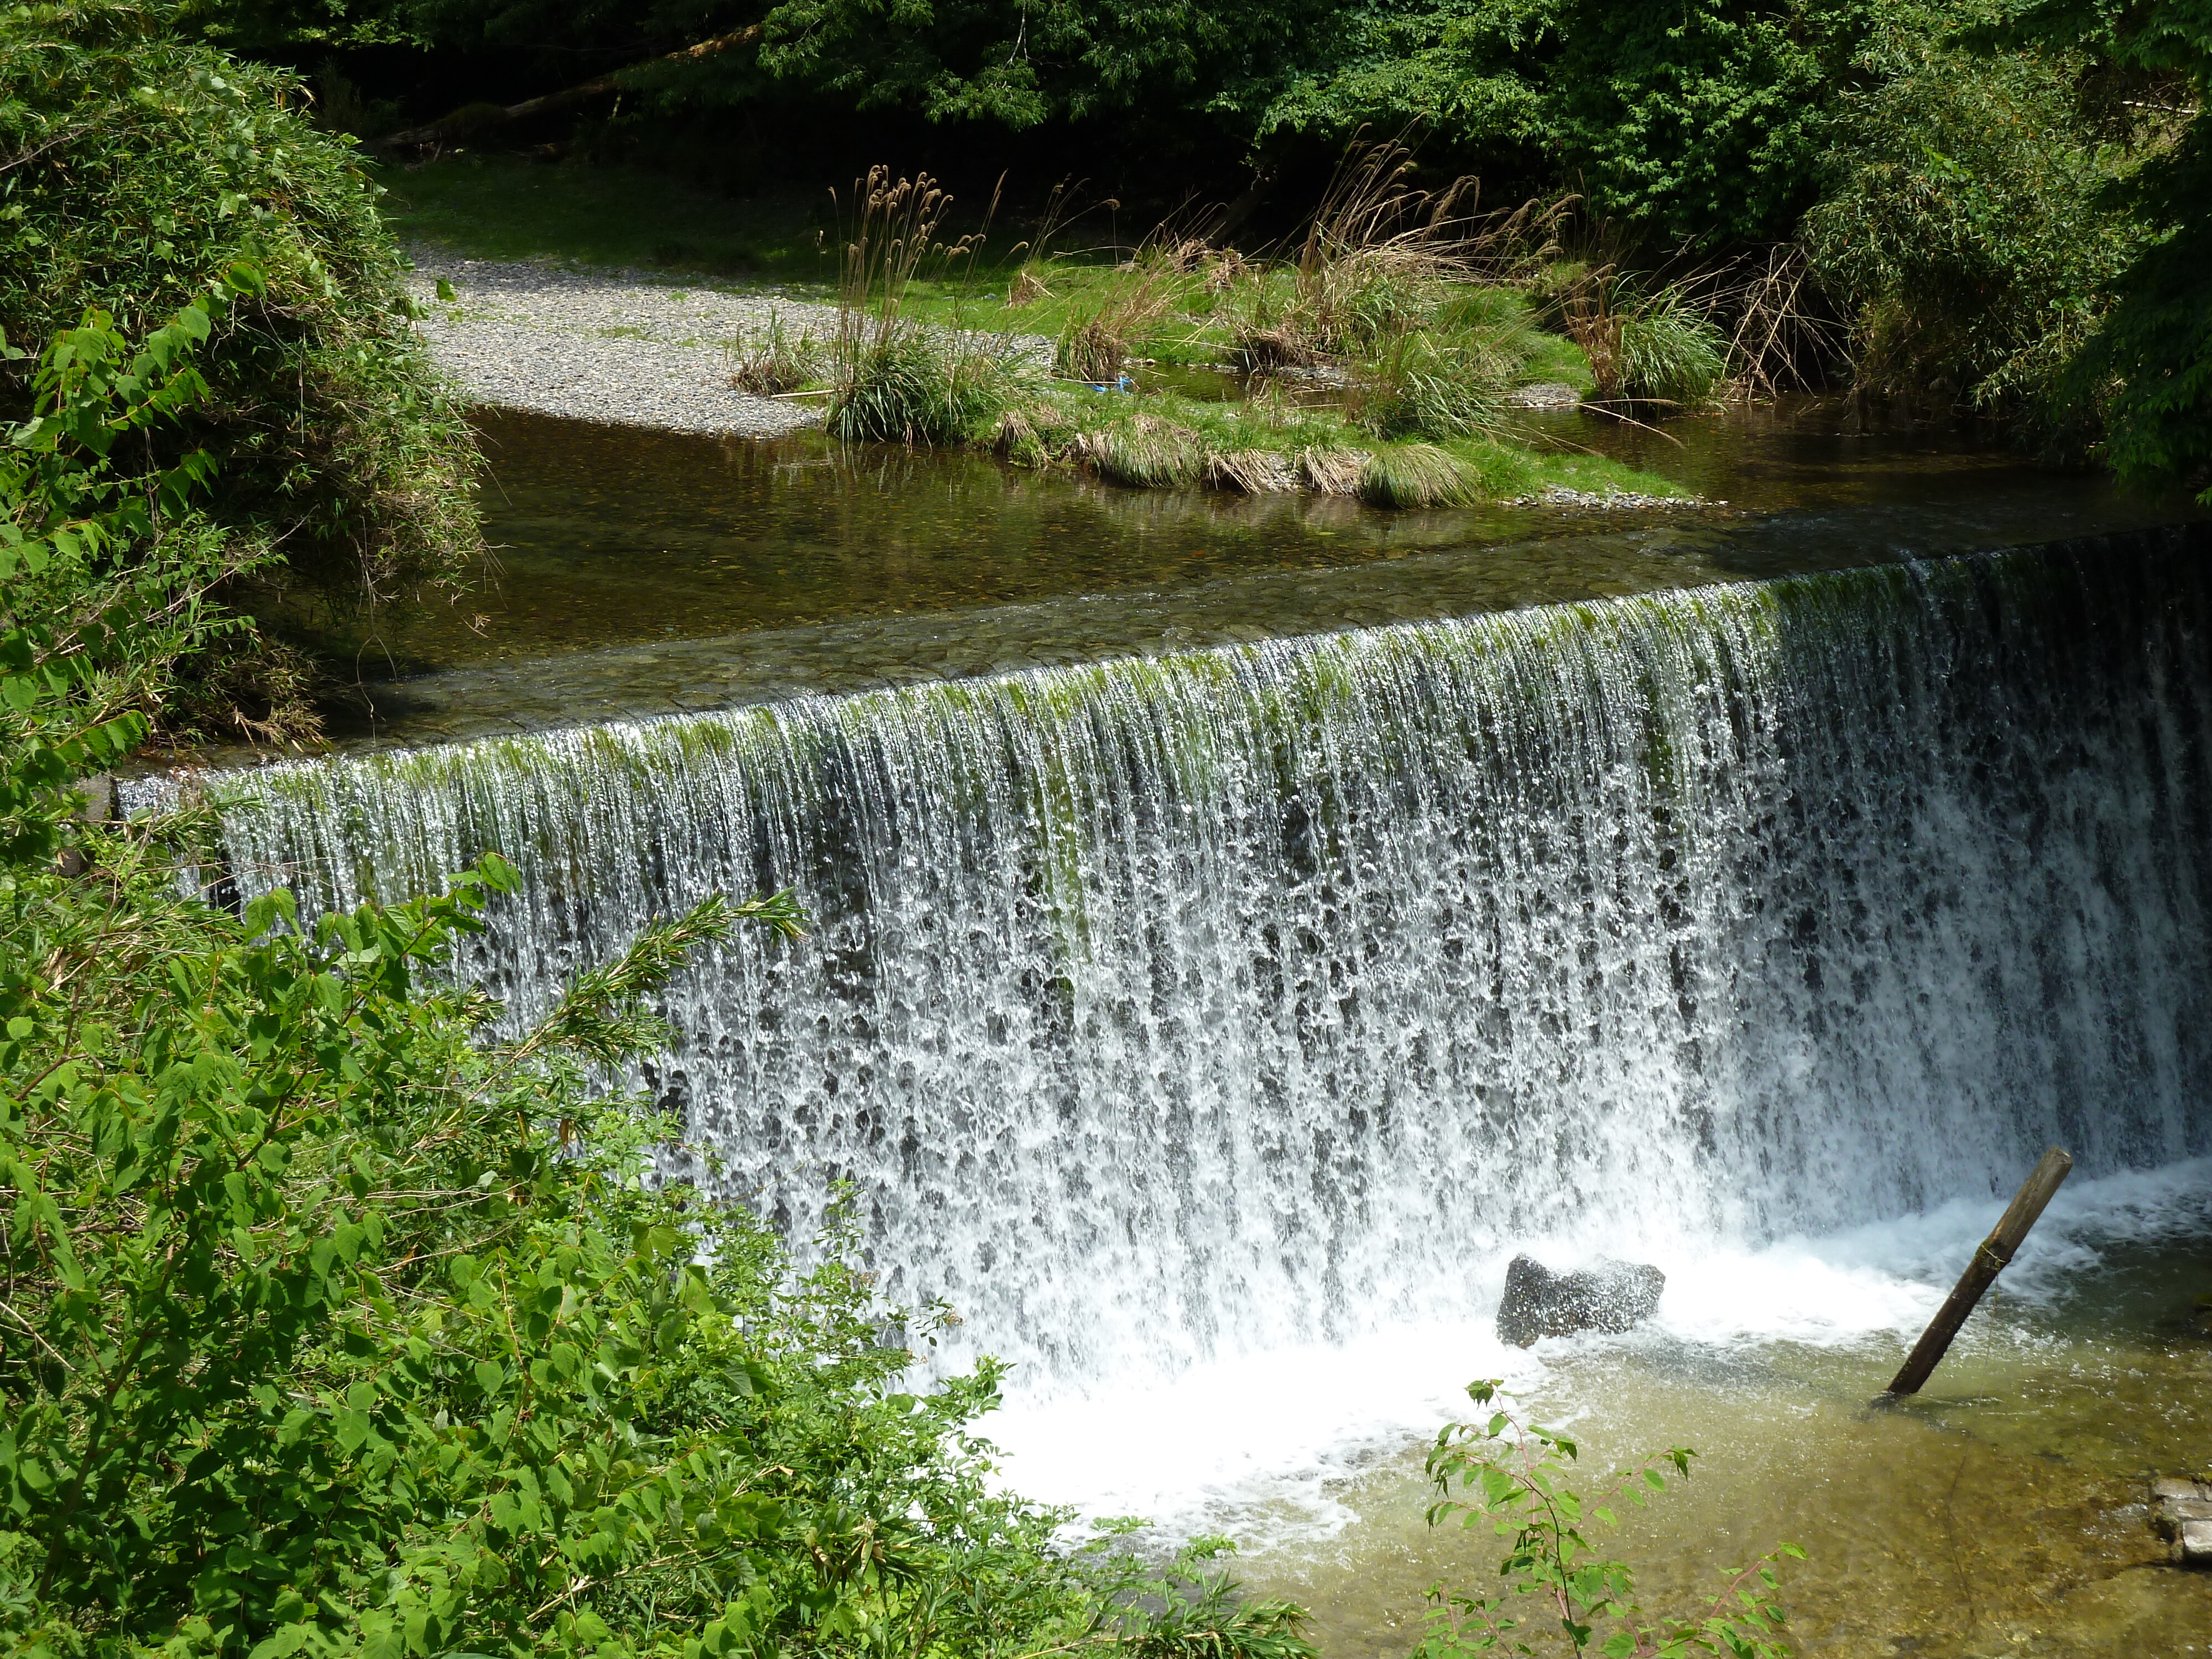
206,533,2212,1393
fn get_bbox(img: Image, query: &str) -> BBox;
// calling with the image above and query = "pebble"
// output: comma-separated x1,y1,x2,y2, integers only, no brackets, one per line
396,249,1693,510
403,247,1055,436
1506,382,1583,409
2151,1475,2212,1564
1507,487,1714,510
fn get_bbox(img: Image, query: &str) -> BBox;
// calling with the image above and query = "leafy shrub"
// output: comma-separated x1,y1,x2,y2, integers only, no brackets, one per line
1259,0,1932,247
1802,39,2139,432
1,300,1318,1659
1413,1381,1802,1657
1996,0,2212,497
0,2,478,621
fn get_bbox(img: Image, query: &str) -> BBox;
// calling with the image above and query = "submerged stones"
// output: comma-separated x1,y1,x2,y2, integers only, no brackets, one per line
2152,1477,2212,1566
1496,1254,1666,1347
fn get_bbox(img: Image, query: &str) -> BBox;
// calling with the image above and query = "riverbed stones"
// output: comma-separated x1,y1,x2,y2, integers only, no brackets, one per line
1495,1254,1666,1347
2152,1476,2212,1564
1506,381,1583,409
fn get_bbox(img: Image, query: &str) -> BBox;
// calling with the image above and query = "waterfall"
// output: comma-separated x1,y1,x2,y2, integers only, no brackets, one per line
208,533,2212,1393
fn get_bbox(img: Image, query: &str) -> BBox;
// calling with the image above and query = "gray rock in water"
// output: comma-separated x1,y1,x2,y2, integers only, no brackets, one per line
1496,1254,1666,1347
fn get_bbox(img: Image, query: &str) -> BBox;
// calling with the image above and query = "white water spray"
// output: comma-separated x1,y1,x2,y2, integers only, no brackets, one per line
207,538,2212,1443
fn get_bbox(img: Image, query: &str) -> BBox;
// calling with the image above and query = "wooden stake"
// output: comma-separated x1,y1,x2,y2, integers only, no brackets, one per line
1885,1146,2073,1396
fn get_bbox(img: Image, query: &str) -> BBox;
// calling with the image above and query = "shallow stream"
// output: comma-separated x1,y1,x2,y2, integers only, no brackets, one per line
305,399,2200,747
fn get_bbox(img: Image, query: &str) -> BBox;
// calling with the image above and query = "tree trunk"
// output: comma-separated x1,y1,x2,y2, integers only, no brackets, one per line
377,25,765,152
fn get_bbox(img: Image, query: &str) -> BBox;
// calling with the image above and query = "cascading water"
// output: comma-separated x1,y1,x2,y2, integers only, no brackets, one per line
207,533,2212,1407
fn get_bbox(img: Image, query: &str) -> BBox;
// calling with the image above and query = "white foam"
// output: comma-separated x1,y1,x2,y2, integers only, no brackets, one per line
982,1158,2212,1547
983,1318,1551,1547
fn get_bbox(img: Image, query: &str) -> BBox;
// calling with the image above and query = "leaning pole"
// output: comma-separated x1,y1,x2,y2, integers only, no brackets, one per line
1885,1146,2074,1397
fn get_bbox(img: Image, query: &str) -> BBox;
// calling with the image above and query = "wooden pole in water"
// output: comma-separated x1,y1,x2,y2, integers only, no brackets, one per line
1885,1146,2073,1397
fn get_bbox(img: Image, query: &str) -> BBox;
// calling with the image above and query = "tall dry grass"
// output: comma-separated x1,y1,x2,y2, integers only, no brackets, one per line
1718,244,1843,398
1055,256,1186,382
1554,260,1728,409
1228,139,1563,370
826,168,1024,445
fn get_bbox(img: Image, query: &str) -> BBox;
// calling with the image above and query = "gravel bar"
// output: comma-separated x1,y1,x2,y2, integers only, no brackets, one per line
403,246,839,436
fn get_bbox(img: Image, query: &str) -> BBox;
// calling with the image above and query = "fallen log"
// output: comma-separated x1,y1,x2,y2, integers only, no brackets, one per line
377,25,764,152
1884,1146,2072,1397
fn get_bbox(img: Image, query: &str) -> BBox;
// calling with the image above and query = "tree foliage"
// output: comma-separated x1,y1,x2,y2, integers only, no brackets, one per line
0,0,480,721
1802,29,2142,433
1999,0,2212,498
1255,0,1892,245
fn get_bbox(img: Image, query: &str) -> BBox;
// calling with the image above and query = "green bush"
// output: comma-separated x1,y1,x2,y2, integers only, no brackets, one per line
2000,0,2212,499
0,3,478,642
1413,1382,1801,1657
1254,0,1896,247
1802,38,2139,431
0,300,1317,1659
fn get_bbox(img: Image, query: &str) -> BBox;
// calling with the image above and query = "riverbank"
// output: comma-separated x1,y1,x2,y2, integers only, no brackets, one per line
389,150,1718,509
401,247,1686,507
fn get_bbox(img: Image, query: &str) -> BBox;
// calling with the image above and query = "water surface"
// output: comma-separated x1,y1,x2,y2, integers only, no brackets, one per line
218,409,2212,1658
306,401,2204,748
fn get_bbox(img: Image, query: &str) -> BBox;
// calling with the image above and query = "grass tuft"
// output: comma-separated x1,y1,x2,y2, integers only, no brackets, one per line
824,166,1032,446
1615,294,1728,407
827,329,1023,445
1298,447,1370,495
1359,443,1482,508
1073,415,1209,488
1053,254,1191,382
1555,253,1729,409
728,311,822,395
1206,448,1300,493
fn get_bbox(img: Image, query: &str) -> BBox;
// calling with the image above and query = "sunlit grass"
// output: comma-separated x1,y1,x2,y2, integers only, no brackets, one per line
373,154,839,283
379,154,1683,505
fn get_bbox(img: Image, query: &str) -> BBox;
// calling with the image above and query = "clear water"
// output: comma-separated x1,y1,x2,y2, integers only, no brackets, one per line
289,401,2205,749
1001,1162,2212,1656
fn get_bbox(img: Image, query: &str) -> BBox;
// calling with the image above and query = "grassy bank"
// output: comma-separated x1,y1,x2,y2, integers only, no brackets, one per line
387,151,1704,508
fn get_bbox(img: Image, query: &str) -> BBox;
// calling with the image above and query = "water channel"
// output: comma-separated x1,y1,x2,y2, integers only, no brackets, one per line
196,402,2212,1657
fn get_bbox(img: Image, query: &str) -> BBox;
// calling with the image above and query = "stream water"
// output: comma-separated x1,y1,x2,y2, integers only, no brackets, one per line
303,401,2200,748
199,408,2212,1656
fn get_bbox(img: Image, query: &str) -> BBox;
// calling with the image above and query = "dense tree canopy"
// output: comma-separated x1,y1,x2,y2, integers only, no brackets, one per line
2002,0,2212,497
